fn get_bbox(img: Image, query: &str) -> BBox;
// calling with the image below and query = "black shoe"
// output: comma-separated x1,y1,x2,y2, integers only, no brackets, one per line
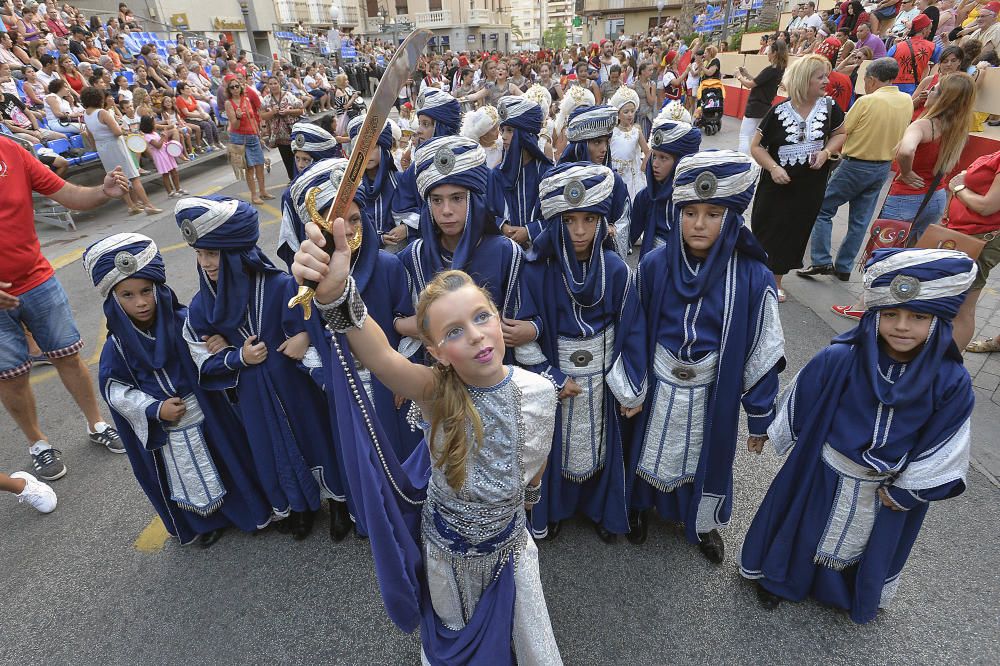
756,583,782,610
290,510,315,541
31,447,66,481
697,529,725,564
197,528,225,549
328,499,352,542
626,509,648,545
544,521,562,541
797,264,834,279
835,271,851,282
594,521,618,544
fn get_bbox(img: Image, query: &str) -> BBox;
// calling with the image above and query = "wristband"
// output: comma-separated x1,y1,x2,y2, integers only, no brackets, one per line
315,275,368,333
524,482,542,505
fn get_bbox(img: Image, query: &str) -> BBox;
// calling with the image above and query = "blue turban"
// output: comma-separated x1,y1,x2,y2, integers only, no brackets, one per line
637,119,702,257
347,114,398,205
832,248,978,409
412,135,499,276
414,135,489,198
290,122,340,177
83,233,180,375
415,88,461,137
496,95,551,189
288,157,380,292
174,195,282,341
560,104,617,165
530,162,617,307
348,114,395,152
669,150,766,302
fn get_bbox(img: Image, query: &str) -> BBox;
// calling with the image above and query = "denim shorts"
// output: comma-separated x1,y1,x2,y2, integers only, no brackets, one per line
0,276,83,379
228,132,265,167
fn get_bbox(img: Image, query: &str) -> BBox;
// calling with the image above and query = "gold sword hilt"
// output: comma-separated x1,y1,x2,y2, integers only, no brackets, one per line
287,285,315,320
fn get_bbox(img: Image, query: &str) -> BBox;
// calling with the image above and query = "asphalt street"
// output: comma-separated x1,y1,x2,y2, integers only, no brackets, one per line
2,119,998,665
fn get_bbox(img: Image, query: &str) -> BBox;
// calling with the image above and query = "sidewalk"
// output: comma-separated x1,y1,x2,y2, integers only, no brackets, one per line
701,116,1000,486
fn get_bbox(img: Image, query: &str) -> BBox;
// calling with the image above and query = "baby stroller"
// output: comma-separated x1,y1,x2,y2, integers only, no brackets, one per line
695,78,725,136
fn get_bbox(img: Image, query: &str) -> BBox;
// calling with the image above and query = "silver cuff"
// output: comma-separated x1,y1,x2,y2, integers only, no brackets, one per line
316,276,367,333
524,482,542,505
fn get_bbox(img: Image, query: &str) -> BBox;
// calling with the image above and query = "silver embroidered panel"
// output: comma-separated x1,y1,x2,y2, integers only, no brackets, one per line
815,443,891,570
744,288,785,391
557,327,615,482
160,394,227,516
638,346,717,492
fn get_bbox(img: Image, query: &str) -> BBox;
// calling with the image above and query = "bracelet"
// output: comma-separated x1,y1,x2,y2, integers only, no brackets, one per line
315,275,367,333
524,482,542,505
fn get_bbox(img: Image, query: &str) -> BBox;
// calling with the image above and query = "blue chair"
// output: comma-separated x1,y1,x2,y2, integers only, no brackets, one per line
14,78,27,102
68,134,85,150
47,138,70,155
123,70,135,84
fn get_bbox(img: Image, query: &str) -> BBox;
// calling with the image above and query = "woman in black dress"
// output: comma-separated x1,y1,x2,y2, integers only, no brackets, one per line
749,54,847,302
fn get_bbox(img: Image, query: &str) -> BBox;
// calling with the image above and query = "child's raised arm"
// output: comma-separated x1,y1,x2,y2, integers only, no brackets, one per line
293,219,435,403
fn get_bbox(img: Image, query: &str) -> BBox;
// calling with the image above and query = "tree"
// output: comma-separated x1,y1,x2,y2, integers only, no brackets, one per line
679,0,698,40
511,24,525,43
542,24,567,49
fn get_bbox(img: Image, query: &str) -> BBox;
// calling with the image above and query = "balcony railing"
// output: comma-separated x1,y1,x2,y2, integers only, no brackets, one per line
415,10,453,27
469,8,491,24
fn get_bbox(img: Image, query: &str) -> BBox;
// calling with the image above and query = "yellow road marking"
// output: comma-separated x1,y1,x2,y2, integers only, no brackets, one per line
134,516,170,553
196,185,224,196
50,248,84,270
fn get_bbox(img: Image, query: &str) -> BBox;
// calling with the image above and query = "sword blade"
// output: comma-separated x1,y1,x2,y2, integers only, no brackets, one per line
325,29,432,229
289,28,432,317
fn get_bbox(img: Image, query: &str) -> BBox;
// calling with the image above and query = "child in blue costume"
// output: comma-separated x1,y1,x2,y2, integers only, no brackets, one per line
289,157,423,462
630,109,702,258
398,135,523,334
85,233,272,547
561,104,633,257
741,248,977,624
487,95,553,247
392,88,462,240
277,121,341,270
346,115,410,252
176,195,343,540
627,150,786,563
513,162,646,542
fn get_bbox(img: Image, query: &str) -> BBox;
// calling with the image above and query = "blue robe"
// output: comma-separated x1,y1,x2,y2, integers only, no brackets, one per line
99,292,272,544
740,343,973,624
487,157,551,241
515,248,645,536
361,165,403,240
392,164,422,236
631,173,673,258
184,266,344,516
628,244,785,543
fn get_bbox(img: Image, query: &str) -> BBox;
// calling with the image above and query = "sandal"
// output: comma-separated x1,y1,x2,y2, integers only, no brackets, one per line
127,206,143,215
966,337,1000,353
251,198,265,205
777,288,787,303
260,192,275,200
831,304,864,320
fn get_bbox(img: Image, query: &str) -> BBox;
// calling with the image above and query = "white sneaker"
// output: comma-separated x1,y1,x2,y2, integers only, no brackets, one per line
11,472,57,513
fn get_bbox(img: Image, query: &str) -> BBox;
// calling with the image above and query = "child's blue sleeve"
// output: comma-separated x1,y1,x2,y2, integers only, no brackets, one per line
182,318,245,390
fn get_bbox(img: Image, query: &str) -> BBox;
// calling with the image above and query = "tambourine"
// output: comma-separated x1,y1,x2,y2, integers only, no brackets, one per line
165,140,184,157
125,134,147,153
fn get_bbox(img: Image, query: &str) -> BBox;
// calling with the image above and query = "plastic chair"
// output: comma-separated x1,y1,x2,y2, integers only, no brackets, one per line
68,134,85,150
47,137,70,155
123,70,135,84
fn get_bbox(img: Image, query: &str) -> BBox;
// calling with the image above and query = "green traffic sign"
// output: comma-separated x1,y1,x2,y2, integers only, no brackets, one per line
572,16,582,27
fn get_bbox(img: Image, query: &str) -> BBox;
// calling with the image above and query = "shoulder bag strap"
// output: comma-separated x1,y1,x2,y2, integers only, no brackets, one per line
905,39,920,85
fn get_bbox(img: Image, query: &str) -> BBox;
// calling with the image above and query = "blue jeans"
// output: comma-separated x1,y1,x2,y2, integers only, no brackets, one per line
0,276,82,378
882,188,947,240
809,158,892,273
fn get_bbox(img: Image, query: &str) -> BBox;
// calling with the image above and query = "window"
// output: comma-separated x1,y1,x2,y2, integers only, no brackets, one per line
395,0,408,14
429,0,441,10
366,0,378,17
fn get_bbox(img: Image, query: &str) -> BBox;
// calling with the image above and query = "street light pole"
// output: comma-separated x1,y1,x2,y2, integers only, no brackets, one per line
657,0,664,28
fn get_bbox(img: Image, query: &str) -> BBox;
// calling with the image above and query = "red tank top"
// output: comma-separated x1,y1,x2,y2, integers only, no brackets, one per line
889,130,944,197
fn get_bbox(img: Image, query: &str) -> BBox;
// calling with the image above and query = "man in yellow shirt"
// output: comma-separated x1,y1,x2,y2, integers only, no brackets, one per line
799,58,913,281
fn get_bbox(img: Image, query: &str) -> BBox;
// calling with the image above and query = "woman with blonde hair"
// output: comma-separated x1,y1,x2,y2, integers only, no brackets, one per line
831,73,977,319
749,54,848,301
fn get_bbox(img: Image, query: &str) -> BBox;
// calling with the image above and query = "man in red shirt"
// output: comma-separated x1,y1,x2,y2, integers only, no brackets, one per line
0,136,131,482
889,13,938,94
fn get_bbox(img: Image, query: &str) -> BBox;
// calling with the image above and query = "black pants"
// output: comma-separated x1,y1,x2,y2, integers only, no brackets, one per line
277,143,294,180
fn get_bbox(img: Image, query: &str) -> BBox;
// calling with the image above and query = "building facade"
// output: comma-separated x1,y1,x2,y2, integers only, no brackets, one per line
578,0,684,43
360,0,512,52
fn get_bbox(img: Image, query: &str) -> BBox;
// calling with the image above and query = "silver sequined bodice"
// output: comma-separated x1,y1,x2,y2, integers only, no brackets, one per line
422,367,526,552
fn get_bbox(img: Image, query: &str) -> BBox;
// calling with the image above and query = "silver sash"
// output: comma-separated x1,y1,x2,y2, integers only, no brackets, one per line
161,394,227,516
815,443,892,570
638,346,717,492
556,327,614,482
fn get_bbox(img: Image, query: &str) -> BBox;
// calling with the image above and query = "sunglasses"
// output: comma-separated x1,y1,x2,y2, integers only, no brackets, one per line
228,84,241,89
